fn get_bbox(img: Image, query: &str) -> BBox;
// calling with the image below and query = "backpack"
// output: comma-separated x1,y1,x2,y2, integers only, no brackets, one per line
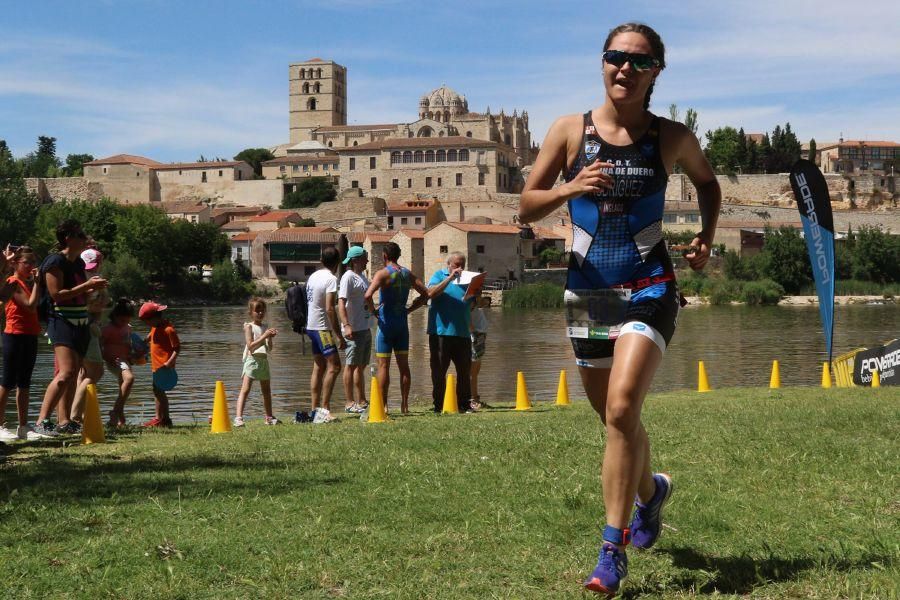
285,283,308,334
36,255,55,322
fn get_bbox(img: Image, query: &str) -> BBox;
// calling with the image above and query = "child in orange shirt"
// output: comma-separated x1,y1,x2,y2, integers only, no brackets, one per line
138,302,180,428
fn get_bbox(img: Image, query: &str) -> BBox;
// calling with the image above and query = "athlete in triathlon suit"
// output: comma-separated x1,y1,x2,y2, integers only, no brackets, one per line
365,242,430,414
520,23,720,596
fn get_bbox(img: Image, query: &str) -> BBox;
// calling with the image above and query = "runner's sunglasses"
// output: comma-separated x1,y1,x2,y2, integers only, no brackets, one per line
602,50,660,72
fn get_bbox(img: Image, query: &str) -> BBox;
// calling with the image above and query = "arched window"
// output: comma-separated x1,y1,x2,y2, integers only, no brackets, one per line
466,131,472,137
448,149,458,162
316,68,322,78
505,134,512,145
353,141,358,146
427,111,433,119
299,69,305,79
391,151,401,165
434,113,441,123
425,150,435,163
459,149,469,162
307,98,317,110
417,126,433,137
438,131,445,137
402,151,412,163
437,149,446,162
302,82,309,94
414,151,424,163
328,141,333,147
444,111,450,122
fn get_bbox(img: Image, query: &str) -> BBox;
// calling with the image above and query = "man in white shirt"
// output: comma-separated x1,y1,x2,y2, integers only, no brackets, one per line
306,246,345,422
338,246,371,414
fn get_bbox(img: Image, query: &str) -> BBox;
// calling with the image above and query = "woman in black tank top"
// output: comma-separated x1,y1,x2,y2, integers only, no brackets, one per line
520,23,721,596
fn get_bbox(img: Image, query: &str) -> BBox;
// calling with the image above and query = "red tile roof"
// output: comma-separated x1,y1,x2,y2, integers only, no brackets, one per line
344,136,500,152
152,161,248,171
163,201,207,214
84,154,162,167
366,232,396,243
230,232,259,242
316,124,398,133
248,211,301,222
393,229,426,239
262,227,342,243
438,222,522,235
533,227,566,240
211,207,264,218
387,199,435,213
838,140,900,148
263,155,339,165
220,220,250,231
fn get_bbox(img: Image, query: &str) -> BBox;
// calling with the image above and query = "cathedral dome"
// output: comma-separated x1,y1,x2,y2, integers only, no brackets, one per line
425,85,467,111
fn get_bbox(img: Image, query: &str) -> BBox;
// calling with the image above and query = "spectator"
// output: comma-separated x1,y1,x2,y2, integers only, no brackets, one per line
139,301,180,428
426,252,475,413
338,246,372,414
305,246,344,423
34,220,107,437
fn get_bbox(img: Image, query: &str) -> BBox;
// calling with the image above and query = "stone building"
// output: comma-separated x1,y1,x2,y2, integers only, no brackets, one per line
819,140,899,174
246,210,303,232
337,136,518,197
390,229,426,280
289,59,347,143
423,222,531,281
386,198,440,230
251,227,343,280
162,200,211,224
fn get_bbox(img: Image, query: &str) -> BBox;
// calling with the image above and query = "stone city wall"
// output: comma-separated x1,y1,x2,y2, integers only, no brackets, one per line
25,177,104,203
159,180,284,208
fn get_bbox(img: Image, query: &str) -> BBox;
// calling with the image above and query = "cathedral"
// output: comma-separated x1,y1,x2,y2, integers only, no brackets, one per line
279,58,535,169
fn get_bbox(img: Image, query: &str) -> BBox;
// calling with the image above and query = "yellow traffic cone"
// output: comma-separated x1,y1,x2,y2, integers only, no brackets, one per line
515,371,531,410
821,362,832,388
769,360,781,389
210,381,232,433
81,383,105,444
442,373,459,414
555,369,570,406
367,374,387,422
872,369,881,388
698,361,711,392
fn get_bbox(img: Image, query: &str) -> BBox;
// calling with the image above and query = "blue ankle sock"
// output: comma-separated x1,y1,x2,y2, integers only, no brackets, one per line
603,525,631,546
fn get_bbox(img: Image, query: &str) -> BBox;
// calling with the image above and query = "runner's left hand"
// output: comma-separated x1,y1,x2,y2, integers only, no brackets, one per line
684,237,710,271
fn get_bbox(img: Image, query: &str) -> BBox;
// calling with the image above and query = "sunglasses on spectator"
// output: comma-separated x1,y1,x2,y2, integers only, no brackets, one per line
602,50,660,72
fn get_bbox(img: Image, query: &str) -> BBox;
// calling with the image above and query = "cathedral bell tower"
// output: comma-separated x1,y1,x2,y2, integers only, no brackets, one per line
289,59,347,143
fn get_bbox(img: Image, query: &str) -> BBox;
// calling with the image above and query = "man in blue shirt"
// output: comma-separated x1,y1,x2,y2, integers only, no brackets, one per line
427,252,475,413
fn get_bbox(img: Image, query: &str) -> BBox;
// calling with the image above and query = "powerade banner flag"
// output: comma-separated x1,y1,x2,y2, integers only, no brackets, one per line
789,159,835,362
853,339,900,387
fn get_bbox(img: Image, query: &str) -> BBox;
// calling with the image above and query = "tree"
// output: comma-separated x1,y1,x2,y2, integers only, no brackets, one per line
233,148,275,178
32,198,123,258
704,127,744,174
298,217,316,227
169,220,230,272
851,226,900,283
538,246,564,266
734,128,749,173
808,138,817,165
62,153,95,177
757,134,772,173
282,178,336,209
668,104,680,122
112,203,174,278
0,140,42,244
22,135,61,178
683,108,699,136
757,226,812,293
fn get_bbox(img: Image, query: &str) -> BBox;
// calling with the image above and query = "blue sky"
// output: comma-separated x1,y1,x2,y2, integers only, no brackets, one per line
2,0,898,162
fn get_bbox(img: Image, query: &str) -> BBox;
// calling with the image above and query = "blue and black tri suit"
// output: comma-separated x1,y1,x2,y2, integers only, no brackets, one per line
375,264,412,357
564,112,680,367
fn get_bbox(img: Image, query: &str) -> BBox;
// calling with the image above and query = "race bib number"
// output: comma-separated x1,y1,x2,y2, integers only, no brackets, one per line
565,289,631,339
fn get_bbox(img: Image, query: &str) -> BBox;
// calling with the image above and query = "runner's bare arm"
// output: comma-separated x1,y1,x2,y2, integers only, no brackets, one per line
671,123,720,270
519,115,614,223
364,270,385,313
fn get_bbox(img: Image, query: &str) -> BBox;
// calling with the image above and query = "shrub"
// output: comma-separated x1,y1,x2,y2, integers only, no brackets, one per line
208,260,255,302
103,253,151,300
707,279,743,305
502,283,564,309
678,271,709,296
739,279,784,305
723,249,760,281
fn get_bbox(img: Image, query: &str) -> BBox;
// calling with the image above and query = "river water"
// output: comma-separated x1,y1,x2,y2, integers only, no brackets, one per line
4,303,898,424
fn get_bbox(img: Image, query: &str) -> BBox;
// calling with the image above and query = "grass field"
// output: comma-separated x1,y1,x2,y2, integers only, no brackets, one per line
1,387,897,599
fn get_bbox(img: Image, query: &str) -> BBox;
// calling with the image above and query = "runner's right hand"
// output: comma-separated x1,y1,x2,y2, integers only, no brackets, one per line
563,160,615,198
86,276,108,289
